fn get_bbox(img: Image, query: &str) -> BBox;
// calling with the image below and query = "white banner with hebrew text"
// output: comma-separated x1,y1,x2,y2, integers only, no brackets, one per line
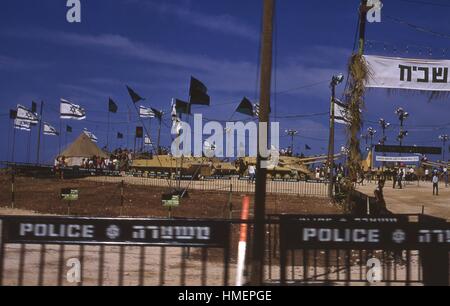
364,55,450,92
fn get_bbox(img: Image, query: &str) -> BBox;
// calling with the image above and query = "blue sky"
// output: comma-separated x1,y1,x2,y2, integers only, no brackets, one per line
1,0,450,163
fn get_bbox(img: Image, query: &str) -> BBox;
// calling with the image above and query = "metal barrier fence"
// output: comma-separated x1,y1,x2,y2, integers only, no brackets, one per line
0,163,329,197
0,214,448,286
0,216,232,286
277,214,450,286
86,175,329,197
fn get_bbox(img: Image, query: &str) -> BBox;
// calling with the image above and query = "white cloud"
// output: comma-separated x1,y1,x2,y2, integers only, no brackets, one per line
5,28,348,101
139,1,259,41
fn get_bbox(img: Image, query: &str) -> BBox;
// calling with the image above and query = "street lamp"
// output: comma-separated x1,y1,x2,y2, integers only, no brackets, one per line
285,129,299,156
328,73,344,198
395,107,409,133
367,127,377,148
366,127,377,170
378,118,391,145
395,108,409,157
397,130,408,146
438,134,449,161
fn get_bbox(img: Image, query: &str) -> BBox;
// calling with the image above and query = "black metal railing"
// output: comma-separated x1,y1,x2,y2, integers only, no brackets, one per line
0,214,448,286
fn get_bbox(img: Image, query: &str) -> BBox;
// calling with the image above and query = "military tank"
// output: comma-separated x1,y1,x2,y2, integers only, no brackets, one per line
237,156,313,180
131,155,239,179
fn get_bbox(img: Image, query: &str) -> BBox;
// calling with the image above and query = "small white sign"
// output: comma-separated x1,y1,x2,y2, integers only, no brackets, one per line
376,156,420,162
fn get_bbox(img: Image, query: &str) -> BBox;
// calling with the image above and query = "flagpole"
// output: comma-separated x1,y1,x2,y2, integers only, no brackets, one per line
7,117,11,162
27,131,31,163
11,121,16,163
36,101,44,165
127,106,131,150
157,117,162,155
59,119,62,156
148,117,152,152
107,109,110,150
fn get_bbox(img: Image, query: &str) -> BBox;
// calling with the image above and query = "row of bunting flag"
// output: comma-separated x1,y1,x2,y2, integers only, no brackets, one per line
8,75,347,153
8,76,212,146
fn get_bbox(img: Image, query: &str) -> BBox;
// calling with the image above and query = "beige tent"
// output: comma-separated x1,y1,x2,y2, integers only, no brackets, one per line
59,133,108,166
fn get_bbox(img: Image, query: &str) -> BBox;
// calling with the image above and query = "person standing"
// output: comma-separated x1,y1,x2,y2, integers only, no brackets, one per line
397,169,403,189
248,164,256,183
443,167,448,188
393,168,397,189
432,173,439,196
424,168,430,181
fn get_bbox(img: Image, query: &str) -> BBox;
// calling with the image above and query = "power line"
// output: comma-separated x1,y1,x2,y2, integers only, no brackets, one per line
386,15,450,40
396,0,450,8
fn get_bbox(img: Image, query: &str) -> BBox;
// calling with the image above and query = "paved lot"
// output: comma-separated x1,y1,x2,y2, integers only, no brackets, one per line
357,180,450,220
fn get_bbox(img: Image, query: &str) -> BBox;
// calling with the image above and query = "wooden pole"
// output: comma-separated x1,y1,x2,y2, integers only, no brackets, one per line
358,0,368,55
251,0,275,286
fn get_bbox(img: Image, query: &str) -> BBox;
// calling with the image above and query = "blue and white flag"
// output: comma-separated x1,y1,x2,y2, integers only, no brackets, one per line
43,123,59,136
16,104,38,124
14,119,31,131
60,99,86,120
83,129,98,143
139,106,155,118
144,135,152,146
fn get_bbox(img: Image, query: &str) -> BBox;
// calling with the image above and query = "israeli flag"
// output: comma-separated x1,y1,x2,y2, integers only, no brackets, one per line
43,123,59,136
83,129,98,143
16,104,38,124
144,135,153,146
14,119,31,131
139,106,155,118
60,99,86,120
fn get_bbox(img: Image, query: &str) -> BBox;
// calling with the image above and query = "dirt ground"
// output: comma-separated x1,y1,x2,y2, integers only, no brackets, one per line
357,180,450,221
0,174,341,218
0,174,343,286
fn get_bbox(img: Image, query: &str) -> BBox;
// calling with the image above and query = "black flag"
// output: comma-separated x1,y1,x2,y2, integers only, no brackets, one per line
136,126,143,138
189,77,210,106
66,125,72,133
31,101,37,113
9,109,17,119
175,99,191,114
108,98,118,113
126,86,145,103
236,97,254,117
305,144,312,150
151,108,163,121
117,132,124,139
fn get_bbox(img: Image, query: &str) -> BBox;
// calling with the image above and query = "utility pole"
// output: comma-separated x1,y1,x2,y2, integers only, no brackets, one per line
251,0,274,286
358,0,368,55
36,101,44,164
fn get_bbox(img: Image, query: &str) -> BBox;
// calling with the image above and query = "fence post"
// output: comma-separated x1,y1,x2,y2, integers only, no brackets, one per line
228,183,233,219
120,180,124,216
366,197,370,215
11,168,15,209
421,248,449,286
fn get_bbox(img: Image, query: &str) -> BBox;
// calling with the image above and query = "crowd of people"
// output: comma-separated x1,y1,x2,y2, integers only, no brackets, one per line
55,148,134,172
